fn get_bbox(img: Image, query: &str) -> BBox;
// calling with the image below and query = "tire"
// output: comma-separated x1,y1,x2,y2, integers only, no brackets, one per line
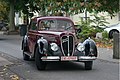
35,47,46,70
109,30,119,39
84,61,93,70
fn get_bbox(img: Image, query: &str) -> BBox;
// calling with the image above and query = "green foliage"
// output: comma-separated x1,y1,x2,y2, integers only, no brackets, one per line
1,0,119,31
33,0,119,16
1,0,119,18
1,0,119,17
76,13,109,40
0,0,9,21
76,18,97,40
102,31,109,39
90,12,109,31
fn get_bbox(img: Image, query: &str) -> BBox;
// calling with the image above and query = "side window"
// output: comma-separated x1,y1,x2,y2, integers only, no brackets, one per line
29,20,37,30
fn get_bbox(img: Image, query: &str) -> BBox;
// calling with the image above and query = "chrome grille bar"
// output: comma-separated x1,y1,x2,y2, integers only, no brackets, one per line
67,36,70,56
61,35,74,56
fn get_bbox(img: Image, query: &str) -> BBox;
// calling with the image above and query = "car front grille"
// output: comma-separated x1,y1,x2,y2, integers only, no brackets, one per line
61,35,74,56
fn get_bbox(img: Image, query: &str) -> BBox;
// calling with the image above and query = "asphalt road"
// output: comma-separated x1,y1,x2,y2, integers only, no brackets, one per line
0,35,119,80
0,35,22,59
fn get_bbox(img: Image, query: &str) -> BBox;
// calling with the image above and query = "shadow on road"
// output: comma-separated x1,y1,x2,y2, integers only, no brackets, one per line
0,38,7,40
24,61,85,71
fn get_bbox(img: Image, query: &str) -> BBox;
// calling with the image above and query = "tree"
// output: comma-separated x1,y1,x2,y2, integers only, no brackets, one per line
1,0,119,31
15,0,40,25
1,0,16,31
1,0,34,31
33,0,119,16
1,0,35,31
9,0,15,31
0,0,9,21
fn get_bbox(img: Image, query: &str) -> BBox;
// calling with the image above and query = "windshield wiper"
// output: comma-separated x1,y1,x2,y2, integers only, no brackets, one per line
65,26,72,30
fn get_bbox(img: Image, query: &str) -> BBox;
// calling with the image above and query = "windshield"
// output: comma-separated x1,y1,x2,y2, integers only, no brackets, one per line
38,19,74,31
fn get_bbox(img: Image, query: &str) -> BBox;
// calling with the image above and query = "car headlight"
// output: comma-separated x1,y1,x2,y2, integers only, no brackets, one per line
77,43,85,51
50,43,58,51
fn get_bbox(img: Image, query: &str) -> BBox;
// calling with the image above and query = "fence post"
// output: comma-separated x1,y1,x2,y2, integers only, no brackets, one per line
113,33,120,59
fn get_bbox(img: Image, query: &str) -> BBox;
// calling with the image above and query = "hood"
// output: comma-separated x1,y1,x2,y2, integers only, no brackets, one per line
38,31,76,36
38,31,64,36
38,31,77,44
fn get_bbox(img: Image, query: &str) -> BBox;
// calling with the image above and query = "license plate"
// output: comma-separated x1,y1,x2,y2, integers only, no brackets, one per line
61,56,77,61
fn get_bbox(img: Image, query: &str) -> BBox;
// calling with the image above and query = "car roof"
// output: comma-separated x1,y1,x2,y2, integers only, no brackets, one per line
104,23,120,32
108,23,120,28
32,16,73,22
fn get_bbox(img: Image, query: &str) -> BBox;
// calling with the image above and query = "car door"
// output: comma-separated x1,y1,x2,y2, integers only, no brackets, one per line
27,20,37,54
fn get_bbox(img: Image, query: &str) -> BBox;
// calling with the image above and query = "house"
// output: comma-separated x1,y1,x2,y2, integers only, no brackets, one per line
70,12,120,26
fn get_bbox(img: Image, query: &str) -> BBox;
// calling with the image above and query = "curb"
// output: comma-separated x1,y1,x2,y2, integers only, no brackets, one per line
0,52,22,67
0,56,13,67
0,31,20,35
97,48,120,63
97,58,120,64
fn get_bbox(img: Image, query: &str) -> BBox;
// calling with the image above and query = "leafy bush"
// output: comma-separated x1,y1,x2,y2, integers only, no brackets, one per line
102,31,109,39
76,13,109,40
76,18,100,40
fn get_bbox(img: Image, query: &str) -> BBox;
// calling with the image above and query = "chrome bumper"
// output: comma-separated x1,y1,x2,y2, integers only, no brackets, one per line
79,56,97,61
41,56,60,61
41,56,97,61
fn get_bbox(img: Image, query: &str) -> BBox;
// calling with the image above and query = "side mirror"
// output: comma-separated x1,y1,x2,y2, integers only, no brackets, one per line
74,25,81,33
75,28,81,39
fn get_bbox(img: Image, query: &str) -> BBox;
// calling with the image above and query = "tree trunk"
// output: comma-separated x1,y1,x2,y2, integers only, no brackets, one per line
9,1,15,31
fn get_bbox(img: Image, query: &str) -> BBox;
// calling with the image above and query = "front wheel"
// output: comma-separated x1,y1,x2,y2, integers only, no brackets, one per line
35,47,46,70
84,61,93,70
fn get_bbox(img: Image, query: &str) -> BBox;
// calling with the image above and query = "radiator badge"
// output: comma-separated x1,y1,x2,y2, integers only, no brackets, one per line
62,38,68,43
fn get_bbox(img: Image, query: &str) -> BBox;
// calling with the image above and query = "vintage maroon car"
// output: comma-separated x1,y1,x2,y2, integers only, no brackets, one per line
22,16,97,70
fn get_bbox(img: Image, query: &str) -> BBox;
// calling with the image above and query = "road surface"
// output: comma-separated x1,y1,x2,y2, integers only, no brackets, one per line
0,35,119,80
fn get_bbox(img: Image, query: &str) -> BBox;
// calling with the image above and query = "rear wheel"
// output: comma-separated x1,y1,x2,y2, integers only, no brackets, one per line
84,61,93,70
35,47,46,70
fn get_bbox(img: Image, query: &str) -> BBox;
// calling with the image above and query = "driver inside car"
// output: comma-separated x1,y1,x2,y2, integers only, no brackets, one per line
39,21,46,30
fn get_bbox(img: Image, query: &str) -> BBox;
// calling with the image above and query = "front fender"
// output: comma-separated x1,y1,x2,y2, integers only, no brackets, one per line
83,38,97,57
37,37,48,54
22,35,28,50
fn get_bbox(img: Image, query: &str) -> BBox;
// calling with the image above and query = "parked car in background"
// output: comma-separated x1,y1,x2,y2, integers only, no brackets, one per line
22,16,98,70
0,20,8,31
104,23,120,39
